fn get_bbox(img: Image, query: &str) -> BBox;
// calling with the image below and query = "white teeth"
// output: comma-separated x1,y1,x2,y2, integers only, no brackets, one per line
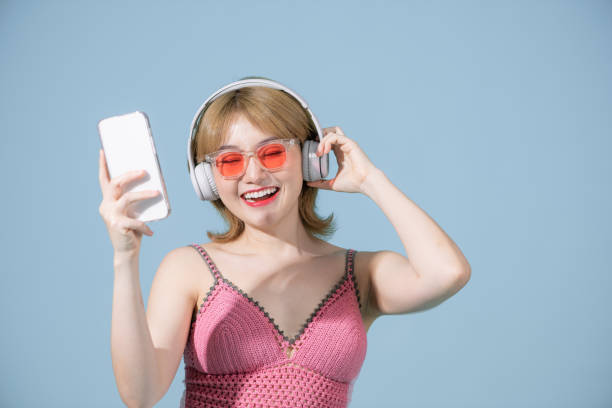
243,187,278,200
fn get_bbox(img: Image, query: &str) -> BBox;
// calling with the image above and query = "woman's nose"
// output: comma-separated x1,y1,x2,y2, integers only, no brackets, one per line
243,154,266,180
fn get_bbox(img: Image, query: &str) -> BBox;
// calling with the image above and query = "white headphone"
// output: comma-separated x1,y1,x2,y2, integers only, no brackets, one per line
187,78,329,201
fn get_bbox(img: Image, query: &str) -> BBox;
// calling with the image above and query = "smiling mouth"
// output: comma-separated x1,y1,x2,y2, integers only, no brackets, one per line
241,187,280,203
240,187,280,207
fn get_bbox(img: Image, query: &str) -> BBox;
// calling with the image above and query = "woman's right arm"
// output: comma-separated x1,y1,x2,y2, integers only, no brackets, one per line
111,246,198,408
111,250,159,407
99,149,198,407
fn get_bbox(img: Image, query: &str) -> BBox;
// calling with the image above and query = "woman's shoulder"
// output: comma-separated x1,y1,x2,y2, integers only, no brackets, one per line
158,243,230,281
161,242,209,261
165,241,233,260
149,244,213,305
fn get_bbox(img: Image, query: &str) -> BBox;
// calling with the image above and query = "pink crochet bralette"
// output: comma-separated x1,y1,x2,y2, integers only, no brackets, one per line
180,244,367,408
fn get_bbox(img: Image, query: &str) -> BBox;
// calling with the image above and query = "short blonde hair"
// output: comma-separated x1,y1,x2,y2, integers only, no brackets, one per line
194,77,336,243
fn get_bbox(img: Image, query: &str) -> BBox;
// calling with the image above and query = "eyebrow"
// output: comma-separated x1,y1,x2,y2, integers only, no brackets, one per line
217,136,279,151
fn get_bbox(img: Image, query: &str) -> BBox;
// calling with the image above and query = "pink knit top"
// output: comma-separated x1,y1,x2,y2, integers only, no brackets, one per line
180,244,367,408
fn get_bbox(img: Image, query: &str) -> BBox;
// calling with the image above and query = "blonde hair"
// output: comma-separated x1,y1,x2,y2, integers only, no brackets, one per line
194,77,336,243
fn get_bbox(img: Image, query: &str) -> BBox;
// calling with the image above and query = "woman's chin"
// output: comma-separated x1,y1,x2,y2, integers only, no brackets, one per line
244,213,281,230
226,189,299,231
238,207,292,233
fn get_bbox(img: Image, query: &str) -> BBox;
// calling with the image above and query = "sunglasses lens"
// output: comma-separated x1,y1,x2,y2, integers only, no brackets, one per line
214,142,289,178
216,152,244,177
258,143,287,169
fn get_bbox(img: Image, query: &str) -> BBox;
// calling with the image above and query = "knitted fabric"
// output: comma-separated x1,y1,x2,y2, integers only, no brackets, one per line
180,244,367,408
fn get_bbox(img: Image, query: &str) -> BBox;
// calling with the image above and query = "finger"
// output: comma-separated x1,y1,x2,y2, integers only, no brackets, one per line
317,134,333,155
117,190,160,212
306,178,334,190
317,134,344,156
110,169,147,199
328,134,355,155
98,149,110,189
112,169,146,189
125,217,154,236
323,125,344,132
322,127,337,134
118,216,154,236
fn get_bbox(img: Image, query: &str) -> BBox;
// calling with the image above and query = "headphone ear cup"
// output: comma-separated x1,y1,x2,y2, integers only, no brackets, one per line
193,162,219,201
302,140,329,182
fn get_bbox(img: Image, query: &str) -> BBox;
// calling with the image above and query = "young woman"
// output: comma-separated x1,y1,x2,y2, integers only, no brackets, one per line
99,78,471,408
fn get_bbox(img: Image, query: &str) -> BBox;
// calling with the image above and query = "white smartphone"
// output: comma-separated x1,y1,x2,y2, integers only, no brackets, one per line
98,111,171,222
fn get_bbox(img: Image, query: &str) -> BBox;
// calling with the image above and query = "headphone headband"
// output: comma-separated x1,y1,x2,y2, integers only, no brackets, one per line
187,78,323,176
186,78,328,201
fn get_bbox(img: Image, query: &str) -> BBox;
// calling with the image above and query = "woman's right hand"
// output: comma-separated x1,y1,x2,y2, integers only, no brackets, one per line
98,149,160,254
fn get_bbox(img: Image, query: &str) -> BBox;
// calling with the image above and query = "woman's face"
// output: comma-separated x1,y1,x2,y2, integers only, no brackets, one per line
212,114,304,232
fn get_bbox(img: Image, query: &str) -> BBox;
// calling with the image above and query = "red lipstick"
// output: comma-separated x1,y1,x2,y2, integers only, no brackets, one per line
241,188,280,207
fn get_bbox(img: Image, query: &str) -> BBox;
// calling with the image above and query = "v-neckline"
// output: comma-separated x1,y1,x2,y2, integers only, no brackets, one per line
197,246,353,347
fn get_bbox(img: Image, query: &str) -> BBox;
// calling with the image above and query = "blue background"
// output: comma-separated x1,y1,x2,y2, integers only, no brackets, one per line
1,1,611,406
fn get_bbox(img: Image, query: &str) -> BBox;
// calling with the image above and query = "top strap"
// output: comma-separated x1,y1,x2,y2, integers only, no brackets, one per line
344,248,362,311
344,248,356,276
190,243,223,281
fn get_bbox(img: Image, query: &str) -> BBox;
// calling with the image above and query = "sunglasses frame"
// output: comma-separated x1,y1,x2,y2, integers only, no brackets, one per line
204,137,300,179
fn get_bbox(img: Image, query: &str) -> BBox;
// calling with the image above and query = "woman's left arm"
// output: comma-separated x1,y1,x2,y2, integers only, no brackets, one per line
307,127,471,317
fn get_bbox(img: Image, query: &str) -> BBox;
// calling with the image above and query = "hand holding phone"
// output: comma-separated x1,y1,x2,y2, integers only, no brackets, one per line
97,111,170,253
98,151,160,253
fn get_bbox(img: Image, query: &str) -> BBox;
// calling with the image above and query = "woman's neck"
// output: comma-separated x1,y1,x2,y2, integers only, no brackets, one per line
243,227,318,256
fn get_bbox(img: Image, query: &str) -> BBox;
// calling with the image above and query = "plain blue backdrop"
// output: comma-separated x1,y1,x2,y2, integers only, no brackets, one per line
1,1,610,407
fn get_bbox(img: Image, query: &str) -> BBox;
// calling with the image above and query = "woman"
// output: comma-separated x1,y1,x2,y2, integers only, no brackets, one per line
99,77,471,408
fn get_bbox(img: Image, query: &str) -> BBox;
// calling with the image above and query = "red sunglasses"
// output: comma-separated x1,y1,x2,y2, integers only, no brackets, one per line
204,138,300,179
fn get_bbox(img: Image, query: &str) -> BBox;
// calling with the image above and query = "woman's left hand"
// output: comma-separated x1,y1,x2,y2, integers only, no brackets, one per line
306,127,378,194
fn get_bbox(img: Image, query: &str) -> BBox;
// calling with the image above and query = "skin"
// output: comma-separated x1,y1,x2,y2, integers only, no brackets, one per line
191,115,377,354
99,110,471,403
211,114,323,257
189,113,471,344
